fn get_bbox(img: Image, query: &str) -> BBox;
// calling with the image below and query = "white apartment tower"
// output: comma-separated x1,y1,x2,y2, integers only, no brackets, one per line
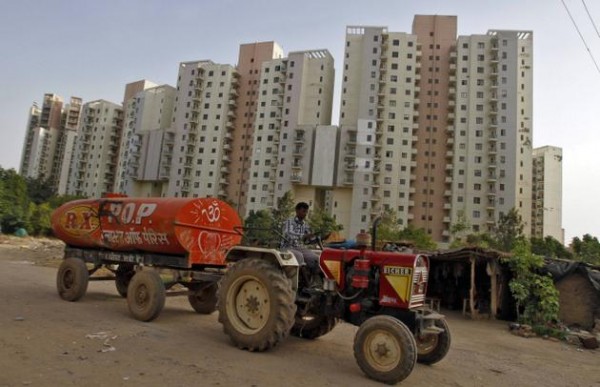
19,103,42,178
55,97,82,194
166,61,240,198
115,80,158,194
450,30,533,239
336,26,421,236
68,100,124,197
116,84,176,197
245,49,335,214
532,146,563,243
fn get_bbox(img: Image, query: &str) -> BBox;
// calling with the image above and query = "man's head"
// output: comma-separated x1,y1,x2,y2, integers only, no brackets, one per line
295,202,309,220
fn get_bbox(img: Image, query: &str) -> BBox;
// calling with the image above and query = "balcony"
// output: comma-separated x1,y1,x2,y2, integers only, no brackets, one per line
291,174,302,182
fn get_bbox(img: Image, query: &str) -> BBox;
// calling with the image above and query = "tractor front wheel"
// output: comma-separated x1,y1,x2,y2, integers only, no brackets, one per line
416,318,451,365
354,315,417,384
218,258,296,351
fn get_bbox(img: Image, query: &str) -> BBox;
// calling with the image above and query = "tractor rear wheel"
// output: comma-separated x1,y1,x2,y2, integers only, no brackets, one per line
188,282,218,314
354,315,417,384
291,314,337,340
218,258,296,351
416,318,451,365
126,270,165,322
57,258,89,302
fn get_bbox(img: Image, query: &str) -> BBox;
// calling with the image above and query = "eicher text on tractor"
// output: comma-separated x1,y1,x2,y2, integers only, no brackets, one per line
51,195,450,384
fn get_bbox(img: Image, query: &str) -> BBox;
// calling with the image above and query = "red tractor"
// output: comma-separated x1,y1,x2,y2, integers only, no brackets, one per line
52,197,450,384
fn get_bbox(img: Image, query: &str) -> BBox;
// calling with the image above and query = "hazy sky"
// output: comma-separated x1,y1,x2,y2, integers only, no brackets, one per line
1,0,599,243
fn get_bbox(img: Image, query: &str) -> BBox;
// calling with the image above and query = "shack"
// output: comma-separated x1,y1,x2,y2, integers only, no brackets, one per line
428,247,515,320
542,259,600,330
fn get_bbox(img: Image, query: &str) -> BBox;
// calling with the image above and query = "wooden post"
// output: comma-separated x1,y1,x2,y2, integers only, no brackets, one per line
470,256,477,318
490,260,498,319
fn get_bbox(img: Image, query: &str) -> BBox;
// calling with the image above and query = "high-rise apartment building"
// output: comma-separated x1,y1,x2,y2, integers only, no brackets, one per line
55,97,82,194
532,146,563,243
228,42,284,215
67,100,123,197
115,80,159,194
19,103,42,177
19,93,82,194
450,30,533,242
334,16,535,243
245,49,335,214
166,61,239,199
117,85,176,197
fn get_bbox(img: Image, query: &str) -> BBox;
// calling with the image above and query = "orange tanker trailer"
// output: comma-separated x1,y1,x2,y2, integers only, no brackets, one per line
51,196,250,321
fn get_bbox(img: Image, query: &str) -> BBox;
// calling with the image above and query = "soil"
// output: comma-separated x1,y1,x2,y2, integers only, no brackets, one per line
0,236,598,387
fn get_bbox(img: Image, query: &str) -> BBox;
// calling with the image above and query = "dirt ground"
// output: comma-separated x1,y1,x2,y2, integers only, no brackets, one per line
0,236,598,387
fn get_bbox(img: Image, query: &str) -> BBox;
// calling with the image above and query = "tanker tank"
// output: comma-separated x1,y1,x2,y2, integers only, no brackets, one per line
51,196,243,266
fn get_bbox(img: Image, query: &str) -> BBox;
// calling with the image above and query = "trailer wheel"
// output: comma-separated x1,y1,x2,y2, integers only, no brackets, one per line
416,318,451,365
354,315,417,385
188,282,218,314
127,270,165,322
291,314,337,340
57,258,89,302
115,264,135,298
218,258,296,351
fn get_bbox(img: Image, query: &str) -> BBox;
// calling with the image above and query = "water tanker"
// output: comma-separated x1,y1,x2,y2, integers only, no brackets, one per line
51,196,242,266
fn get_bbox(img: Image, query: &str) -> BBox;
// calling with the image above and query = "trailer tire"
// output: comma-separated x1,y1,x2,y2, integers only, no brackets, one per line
127,270,165,322
291,314,337,340
188,282,218,314
57,258,89,302
218,258,296,351
115,264,135,298
416,318,451,365
354,315,417,385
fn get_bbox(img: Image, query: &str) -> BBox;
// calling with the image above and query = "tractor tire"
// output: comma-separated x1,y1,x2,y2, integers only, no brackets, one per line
354,315,417,385
127,270,165,322
218,258,296,351
57,258,89,302
416,318,451,365
188,282,218,314
115,264,135,298
291,314,337,340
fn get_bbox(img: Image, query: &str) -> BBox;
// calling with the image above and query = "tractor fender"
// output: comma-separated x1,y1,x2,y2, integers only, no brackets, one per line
225,246,299,290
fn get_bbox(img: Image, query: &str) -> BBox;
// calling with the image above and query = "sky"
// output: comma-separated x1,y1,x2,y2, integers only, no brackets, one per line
1,0,599,243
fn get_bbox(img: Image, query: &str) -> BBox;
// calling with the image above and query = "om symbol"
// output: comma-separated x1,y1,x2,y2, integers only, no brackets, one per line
202,202,221,223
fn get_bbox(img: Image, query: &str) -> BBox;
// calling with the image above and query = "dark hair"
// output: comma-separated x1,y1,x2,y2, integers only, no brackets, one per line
295,202,309,210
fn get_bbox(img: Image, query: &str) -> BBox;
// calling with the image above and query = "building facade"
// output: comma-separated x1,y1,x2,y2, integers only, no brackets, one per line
245,49,335,215
67,100,123,197
532,146,563,243
166,61,239,199
333,17,535,243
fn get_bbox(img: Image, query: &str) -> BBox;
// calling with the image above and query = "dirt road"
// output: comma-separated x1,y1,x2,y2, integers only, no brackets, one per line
0,239,598,387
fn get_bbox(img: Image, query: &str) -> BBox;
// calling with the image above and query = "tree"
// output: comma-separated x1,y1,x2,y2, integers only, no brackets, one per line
464,233,495,249
26,176,55,204
503,240,559,325
492,208,525,252
272,191,295,229
530,236,573,259
571,234,600,265
449,209,471,248
374,209,401,243
397,225,437,250
28,202,53,236
0,168,30,233
242,210,276,247
308,207,343,239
